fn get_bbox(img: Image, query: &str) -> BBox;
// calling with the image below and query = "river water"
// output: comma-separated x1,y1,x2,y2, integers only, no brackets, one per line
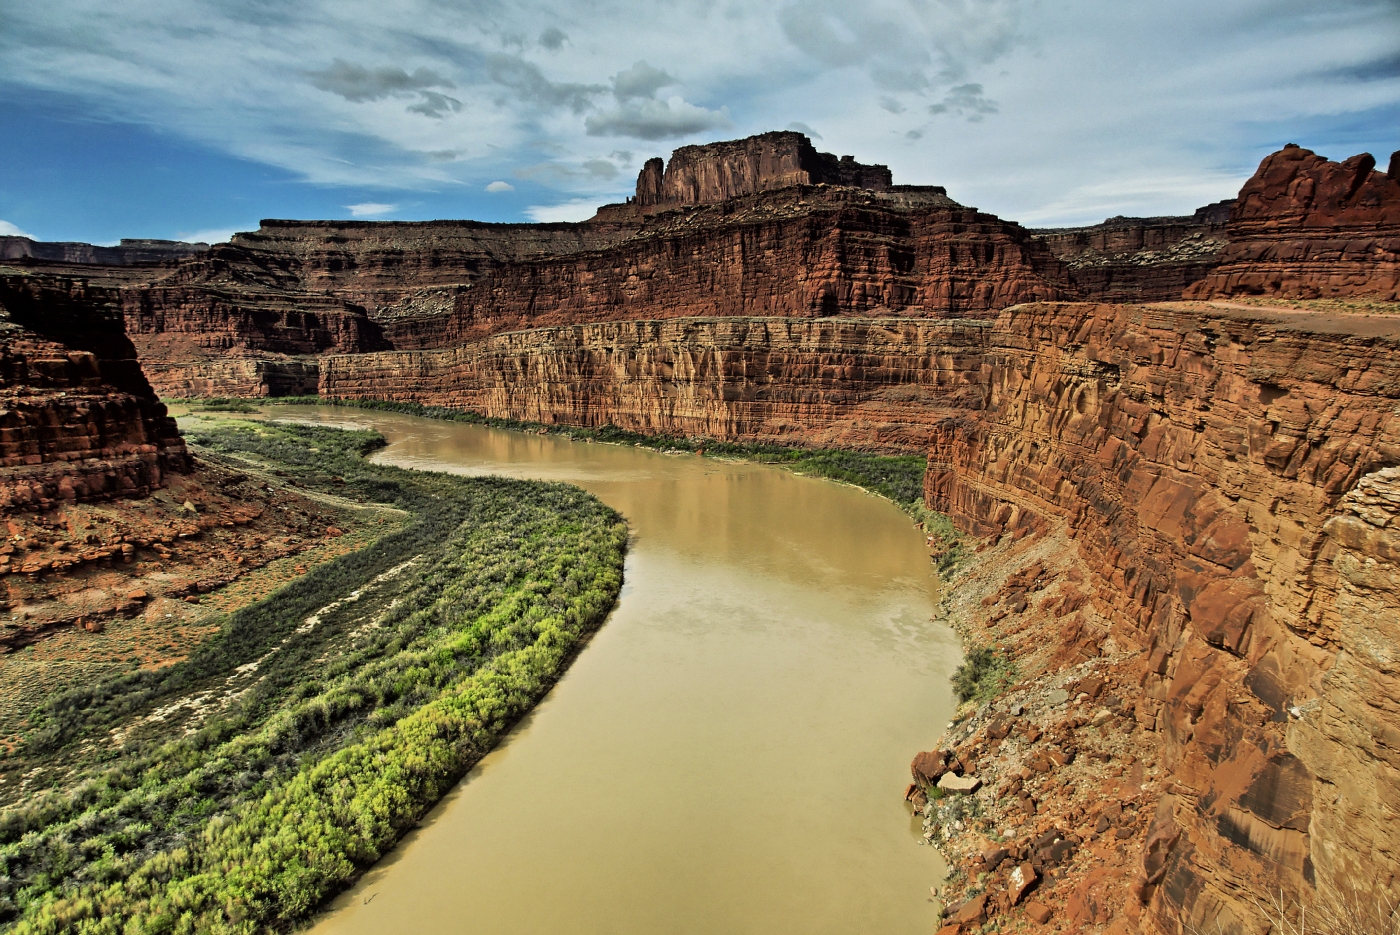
264,408,959,935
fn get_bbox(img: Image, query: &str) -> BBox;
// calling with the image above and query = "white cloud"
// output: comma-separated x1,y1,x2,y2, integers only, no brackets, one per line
178,228,239,244
0,1,1395,225
524,199,599,223
485,180,514,192
0,220,35,239
346,202,398,217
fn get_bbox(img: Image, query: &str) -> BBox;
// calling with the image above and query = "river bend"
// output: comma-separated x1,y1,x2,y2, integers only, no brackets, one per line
266,408,958,935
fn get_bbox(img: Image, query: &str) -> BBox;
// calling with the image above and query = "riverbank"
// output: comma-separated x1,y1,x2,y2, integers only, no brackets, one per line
176,397,1158,931
181,395,968,575
910,522,1166,934
0,418,626,933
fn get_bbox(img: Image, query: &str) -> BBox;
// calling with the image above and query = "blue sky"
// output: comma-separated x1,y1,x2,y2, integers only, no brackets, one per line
2,0,1397,244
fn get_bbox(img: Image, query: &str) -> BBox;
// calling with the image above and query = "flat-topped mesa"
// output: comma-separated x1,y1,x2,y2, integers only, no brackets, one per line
0,236,209,266
1187,142,1400,300
632,131,893,210
1030,200,1234,301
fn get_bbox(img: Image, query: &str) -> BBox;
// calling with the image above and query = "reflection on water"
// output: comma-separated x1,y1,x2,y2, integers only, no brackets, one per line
268,408,959,935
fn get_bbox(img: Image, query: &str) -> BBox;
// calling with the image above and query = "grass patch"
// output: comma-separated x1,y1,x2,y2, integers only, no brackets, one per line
951,646,1017,704
0,419,626,933
186,397,261,413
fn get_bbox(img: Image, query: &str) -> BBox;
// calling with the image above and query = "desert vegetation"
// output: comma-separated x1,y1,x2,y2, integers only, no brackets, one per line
0,419,626,933
276,395,953,522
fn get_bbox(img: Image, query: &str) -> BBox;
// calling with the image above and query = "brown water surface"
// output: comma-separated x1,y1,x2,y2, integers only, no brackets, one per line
267,408,959,935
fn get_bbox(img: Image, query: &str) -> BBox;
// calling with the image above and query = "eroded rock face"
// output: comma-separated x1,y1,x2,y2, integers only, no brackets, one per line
630,130,892,210
925,302,1400,934
1031,202,1232,302
0,274,189,511
1187,144,1400,300
322,316,990,448
322,301,1400,935
384,187,1074,348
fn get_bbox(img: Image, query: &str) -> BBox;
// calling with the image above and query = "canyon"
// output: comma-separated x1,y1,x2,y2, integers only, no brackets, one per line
319,298,1400,935
3,131,1400,935
3,132,1234,400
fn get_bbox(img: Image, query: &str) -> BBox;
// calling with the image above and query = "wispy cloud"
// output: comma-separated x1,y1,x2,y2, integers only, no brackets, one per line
0,220,35,239
524,199,598,222
0,0,1395,229
586,60,730,140
346,202,398,217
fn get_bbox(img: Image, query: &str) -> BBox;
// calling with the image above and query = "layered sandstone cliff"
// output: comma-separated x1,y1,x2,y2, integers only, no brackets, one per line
0,273,189,510
1031,202,1232,301
1188,144,1400,300
320,301,1400,935
383,186,1075,348
118,244,393,397
629,130,892,211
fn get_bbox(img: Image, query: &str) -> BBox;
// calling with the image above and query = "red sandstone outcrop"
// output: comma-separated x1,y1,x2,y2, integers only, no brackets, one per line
626,130,892,212
0,273,189,511
382,186,1074,349
323,315,989,447
1032,202,1232,301
119,245,392,397
1187,144,1400,299
321,301,1400,935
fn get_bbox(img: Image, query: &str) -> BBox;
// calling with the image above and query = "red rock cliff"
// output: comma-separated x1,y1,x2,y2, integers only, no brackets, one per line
383,186,1074,349
1188,144,1400,300
1032,202,1232,302
320,301,1400,935
0,273,190,510
631,130,893,210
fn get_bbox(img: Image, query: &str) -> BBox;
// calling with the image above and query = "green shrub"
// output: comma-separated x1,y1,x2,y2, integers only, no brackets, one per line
951,647,1017,704
0,419,626,934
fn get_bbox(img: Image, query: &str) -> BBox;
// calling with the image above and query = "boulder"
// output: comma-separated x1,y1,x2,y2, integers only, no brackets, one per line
938,773,983,794
1024,902,1053,924
1008,862,1039,904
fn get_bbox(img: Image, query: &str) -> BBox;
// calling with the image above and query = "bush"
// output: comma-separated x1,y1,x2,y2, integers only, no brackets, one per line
0,419,627,933
951,647,1016,704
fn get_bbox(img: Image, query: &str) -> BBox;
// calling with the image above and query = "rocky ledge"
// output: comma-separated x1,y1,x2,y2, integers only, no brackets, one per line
0,274,189,511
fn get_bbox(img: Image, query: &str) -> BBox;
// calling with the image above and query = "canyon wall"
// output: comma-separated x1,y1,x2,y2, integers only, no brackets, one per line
925,302,1400,933
323,315,990,448
1031,202,1232,302
1188,144,1400,300
321,301,1400,935
0,273,189,510
382,187,1076,349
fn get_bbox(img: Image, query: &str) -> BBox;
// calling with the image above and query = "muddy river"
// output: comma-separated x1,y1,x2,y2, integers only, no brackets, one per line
263,408,958,934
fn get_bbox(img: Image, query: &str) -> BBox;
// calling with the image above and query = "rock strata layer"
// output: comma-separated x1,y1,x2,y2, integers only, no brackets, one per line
322,300,1400,935
1031,202,1232,302
0,273,189,511
1188,144,1400,300
0,236,209,266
